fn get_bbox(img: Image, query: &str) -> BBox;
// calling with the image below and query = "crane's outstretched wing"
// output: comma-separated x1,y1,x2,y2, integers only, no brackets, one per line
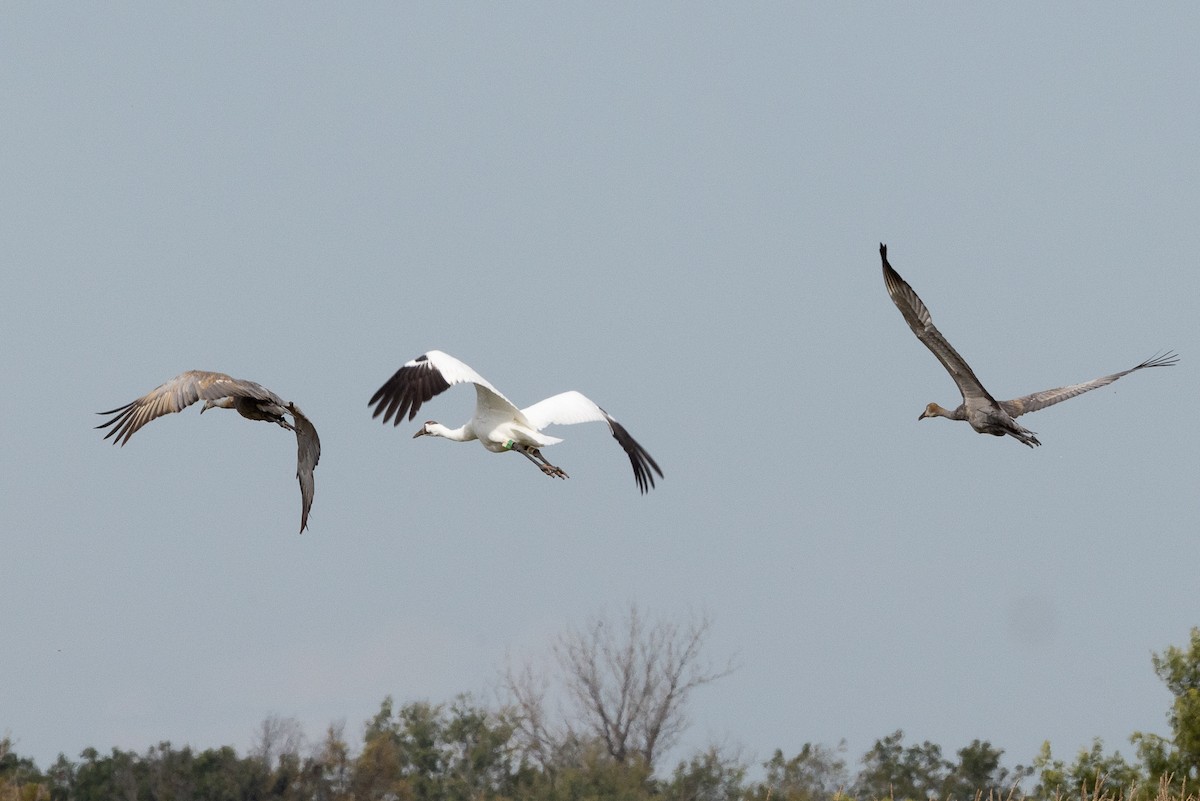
522,391,663,494
288,403,321,533
97,370,281,446
881,244,998,406
1000,351,1178,418
369,350,518,424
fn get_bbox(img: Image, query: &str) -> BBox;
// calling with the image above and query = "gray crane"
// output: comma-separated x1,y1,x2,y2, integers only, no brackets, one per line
880,244,1177,447
97,370,321,532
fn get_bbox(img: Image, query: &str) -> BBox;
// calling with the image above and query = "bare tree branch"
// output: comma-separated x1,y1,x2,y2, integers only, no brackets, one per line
553,604,736,769
251,714,306,770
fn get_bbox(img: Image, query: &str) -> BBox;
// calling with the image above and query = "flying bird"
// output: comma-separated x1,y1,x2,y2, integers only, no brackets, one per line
369,350,663,492
880,243,1177,447
97,370,321,532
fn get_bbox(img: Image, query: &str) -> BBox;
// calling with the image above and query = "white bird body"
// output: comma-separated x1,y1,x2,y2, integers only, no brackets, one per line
369,351,661,492
880,243,1177,447
467,383,564,452
97,370,321,532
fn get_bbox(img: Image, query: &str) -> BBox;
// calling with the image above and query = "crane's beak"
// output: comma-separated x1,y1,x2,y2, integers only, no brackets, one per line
412,428,427,439
917,410,928,420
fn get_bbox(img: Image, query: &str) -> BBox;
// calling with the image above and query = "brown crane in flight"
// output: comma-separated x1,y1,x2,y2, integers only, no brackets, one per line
880,244,1176,447
97,370,321,532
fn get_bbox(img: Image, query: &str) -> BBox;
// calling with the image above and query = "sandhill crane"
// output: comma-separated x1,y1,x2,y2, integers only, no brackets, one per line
97,371,321,532
880,244,1177,447
368,350,663,492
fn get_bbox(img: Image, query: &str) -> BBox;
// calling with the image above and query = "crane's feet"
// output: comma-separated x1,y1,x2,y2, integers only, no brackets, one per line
539,463,569,480
537,460,568,479
516,444,569,479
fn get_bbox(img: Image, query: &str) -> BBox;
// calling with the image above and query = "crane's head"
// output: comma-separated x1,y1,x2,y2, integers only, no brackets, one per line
918,402,951,421
200,397,235,415
413,420,438,438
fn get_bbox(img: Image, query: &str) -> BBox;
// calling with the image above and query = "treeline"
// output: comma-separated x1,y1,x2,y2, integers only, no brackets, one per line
0,710,1031,801
0,711,1181,801
3,617,1198,801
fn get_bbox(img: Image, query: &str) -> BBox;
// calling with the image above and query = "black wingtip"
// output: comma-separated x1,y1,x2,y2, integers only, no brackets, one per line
879,242,887,259
368,361,452,428
95,403,136,445
1139,350,1180,370
608,419,663,495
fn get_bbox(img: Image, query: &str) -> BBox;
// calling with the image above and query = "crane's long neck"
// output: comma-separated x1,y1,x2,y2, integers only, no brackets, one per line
201,398,236,413
428,422,476,442
922,402,965,421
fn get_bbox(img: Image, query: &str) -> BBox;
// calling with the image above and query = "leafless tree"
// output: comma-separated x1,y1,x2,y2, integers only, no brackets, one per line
502,659,564,774
251,714,306,770
553,604,736,769
502,606,736,776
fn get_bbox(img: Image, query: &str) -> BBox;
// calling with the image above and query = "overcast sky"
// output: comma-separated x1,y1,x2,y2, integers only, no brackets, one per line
2,2,1197,776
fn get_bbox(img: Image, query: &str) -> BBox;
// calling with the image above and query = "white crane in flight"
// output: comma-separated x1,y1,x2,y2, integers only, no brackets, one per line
369,350,662,492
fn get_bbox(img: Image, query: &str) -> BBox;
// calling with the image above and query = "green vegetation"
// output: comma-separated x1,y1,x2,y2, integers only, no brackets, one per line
3,622,1199,801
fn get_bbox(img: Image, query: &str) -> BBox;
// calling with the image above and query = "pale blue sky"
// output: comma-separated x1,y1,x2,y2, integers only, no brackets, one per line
2,3,1197,775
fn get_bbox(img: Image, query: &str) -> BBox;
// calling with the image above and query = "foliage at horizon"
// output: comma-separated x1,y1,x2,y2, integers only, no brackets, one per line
3,626,1198,801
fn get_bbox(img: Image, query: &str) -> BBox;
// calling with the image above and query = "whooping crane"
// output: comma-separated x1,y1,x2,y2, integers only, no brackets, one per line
880,244,1177,447
97,370,321,532
368,350,662,492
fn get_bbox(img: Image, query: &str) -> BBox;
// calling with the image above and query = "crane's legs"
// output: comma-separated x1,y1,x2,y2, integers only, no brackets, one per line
234,398,296,431
1002,421,1040,448
515,445,568,480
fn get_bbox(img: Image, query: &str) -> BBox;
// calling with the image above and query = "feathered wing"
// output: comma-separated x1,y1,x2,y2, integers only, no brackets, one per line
999,351,1178,418
288,403,321,533
522,391,663,493
369,350,518,425
96,370,281,446
880,244,998,406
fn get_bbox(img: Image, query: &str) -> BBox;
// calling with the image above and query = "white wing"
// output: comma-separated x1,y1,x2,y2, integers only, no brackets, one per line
97,370,282,446
369,350,520,425
522,390,611,428
522,391,663,493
